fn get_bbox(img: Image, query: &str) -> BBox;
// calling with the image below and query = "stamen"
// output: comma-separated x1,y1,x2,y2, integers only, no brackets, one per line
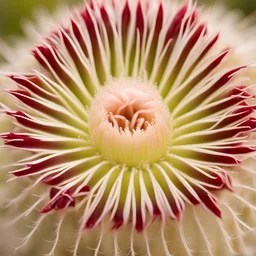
108,105,154,132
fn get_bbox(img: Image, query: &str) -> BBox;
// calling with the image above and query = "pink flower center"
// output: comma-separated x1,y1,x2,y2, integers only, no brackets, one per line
107,97,155,132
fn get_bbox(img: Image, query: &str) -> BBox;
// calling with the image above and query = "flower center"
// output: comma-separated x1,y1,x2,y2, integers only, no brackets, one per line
107,96,155,132
89,78,171,167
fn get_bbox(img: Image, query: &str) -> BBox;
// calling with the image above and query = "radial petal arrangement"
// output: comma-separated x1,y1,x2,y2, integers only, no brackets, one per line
1,0,256,255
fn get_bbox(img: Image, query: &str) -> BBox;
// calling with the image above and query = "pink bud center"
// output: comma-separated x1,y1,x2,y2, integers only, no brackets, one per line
107,98,155,132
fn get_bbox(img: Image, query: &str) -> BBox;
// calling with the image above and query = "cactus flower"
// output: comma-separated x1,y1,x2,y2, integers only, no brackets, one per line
1,0,256,255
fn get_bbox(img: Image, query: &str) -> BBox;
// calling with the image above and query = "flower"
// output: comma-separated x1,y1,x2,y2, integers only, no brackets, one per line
1,0,256,255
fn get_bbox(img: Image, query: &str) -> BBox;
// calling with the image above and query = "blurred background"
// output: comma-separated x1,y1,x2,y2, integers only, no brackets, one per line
0,0,256,39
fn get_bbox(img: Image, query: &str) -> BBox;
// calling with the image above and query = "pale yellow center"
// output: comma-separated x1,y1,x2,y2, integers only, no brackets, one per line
89,78,171,167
